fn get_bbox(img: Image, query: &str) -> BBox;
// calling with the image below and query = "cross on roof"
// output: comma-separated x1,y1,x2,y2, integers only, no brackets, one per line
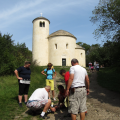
40,13,42,16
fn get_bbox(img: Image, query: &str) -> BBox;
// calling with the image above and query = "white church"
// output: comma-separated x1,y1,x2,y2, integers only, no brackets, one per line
32,16,86,67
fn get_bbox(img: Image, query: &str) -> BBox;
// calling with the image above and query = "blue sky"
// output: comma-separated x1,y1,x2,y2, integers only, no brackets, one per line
0,0,101,51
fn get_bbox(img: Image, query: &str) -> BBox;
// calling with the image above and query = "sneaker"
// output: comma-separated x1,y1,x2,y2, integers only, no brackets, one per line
40,115,50,119
19,103,22,107
24,102,27,105
53,98,56,101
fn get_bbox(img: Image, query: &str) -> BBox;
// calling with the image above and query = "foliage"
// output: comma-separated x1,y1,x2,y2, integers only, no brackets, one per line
97,67,120,93
91,0,120,41
90,0,120,67
76,42,91,54
0,33,32,75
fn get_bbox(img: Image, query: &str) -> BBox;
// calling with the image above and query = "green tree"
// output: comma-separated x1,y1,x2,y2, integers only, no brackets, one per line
0,33,32,75
91,0,120,67
91,0,120,41
76,42,91,54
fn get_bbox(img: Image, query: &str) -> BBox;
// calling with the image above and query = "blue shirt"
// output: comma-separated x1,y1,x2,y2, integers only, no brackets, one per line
44,68,55,79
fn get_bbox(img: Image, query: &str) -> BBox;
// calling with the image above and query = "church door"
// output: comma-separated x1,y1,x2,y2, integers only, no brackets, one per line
62,58,66,66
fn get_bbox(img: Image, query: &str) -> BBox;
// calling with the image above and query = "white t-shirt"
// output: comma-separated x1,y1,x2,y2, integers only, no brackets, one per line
69,65,88,88
29,88,48,101
96,64,99,68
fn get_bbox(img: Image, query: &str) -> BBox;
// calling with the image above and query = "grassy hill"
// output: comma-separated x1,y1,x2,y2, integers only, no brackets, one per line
0,66,70,119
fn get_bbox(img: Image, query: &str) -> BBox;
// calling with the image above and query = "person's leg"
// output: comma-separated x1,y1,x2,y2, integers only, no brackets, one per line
71,114,76,120
18,83,24,104
18,95,22,103
79,88,87,120
24,84,30,103
51,80,55,99
52,90,54,98
24,95,28,103
80,112,85,120
42,99,51,112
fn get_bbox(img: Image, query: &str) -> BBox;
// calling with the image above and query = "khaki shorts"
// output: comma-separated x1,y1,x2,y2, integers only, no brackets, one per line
68,87,87,114
46,79,54,90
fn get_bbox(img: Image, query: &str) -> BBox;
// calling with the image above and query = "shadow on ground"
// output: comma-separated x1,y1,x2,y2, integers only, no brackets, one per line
87,72,120,113
25,107,72,120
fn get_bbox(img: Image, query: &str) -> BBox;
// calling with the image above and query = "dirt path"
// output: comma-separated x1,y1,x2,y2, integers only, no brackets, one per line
84,72,120,120
49,72,120,120
15,72,120,120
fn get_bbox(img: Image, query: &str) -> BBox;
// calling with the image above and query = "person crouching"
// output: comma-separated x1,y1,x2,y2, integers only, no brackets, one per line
55,85,66,109
26,86,56,119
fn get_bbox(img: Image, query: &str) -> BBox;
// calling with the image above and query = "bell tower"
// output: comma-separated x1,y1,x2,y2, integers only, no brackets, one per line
32,14,50,66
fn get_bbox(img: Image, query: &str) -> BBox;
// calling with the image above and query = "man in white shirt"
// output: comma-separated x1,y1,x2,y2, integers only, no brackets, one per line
27,86,56,119
66,58,89,120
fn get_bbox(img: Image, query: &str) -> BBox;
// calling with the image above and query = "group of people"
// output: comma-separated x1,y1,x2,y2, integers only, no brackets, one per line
88,61,99,72
14,58,90,120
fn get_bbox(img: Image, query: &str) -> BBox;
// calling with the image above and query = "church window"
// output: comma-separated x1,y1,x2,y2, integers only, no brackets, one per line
40,22,42,27
55,44,57,49
43,22,45,27
81,53,82,57
66,44,68,49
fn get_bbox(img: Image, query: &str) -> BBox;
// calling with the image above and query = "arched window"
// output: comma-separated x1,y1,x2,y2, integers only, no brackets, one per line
43,22,45,27
40,22,42,27
39,21,45,27
55,44,57,49
66,43,68,49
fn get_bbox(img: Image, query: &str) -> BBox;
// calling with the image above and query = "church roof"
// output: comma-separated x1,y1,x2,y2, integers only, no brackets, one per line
32,16,50,24
48,30,77,39
75,44,85,50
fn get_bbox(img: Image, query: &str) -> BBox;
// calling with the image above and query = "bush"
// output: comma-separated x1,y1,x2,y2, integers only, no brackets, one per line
0,33,32,75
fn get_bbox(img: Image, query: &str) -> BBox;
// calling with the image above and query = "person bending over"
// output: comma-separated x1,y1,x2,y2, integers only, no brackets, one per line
27,86,56,119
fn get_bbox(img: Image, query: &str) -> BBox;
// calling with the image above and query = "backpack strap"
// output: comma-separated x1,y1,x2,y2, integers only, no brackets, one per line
46,68,54,76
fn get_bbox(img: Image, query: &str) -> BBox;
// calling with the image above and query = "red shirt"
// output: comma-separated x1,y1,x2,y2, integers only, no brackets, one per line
64,71,70,85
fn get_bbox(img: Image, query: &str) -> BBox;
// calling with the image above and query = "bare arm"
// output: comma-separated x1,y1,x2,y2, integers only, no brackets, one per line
41,70,47,77
66,74,74,96
14,70,23,80
52,71,57,79
85,75,90,95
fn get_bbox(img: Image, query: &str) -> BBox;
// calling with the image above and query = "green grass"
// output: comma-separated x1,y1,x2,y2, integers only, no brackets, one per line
0,66,89,119
97,67,120,93
0,66,47,120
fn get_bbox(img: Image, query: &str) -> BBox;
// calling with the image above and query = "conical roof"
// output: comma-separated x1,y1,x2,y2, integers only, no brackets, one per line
32,16,50,23
49,30,77,39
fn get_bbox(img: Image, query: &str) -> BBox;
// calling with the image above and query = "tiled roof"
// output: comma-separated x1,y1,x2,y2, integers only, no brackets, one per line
49,30,77,39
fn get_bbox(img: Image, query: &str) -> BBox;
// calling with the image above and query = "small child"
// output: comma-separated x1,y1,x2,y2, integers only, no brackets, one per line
91,66,94,72
55,85,66,109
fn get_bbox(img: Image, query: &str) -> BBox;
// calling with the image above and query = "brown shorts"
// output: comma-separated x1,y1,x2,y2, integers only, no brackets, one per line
68,87,87,114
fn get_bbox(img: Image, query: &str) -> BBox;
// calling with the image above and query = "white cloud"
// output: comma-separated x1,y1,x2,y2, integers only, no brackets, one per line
0,0,45,19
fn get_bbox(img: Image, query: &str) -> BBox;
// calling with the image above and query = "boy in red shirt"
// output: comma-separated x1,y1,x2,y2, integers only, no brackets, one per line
59,69,70,88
